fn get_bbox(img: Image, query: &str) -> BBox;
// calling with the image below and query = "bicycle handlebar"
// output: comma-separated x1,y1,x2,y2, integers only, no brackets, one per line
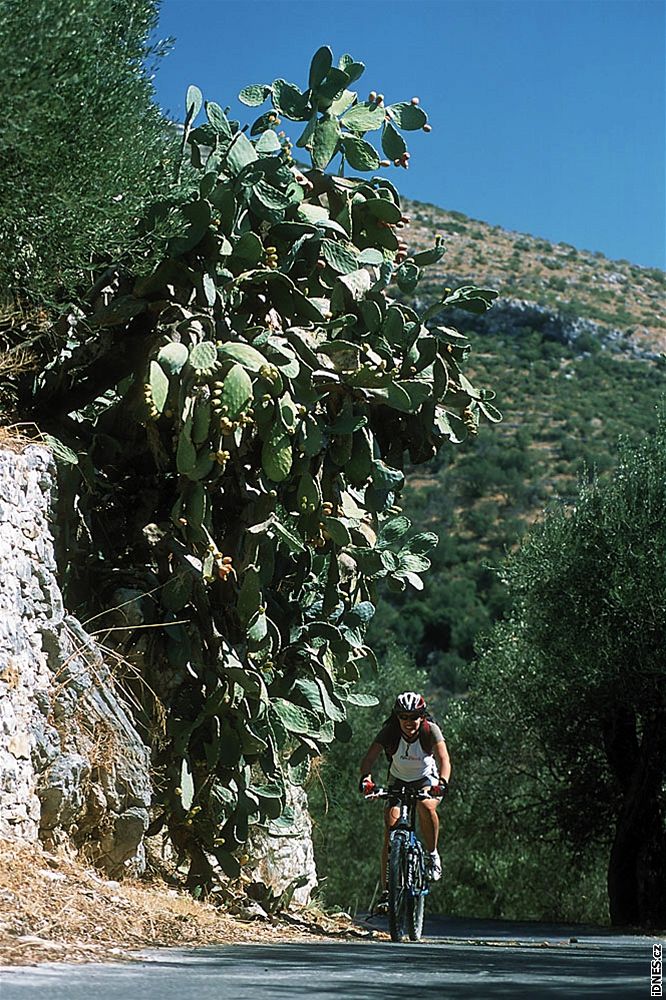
363,785,440,801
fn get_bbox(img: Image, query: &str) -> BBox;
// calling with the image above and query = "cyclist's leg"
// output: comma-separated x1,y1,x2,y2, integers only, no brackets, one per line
416,796,440,853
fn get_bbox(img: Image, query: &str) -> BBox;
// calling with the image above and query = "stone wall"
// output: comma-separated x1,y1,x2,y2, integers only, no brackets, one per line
0,443,318,900
0,445,151,875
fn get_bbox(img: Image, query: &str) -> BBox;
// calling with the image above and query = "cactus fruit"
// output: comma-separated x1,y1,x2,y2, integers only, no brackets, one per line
216,554,236,580
264,244,279,269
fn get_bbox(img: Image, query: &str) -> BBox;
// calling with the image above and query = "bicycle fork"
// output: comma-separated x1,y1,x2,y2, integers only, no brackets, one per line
406,836,429,898
389,829,429,898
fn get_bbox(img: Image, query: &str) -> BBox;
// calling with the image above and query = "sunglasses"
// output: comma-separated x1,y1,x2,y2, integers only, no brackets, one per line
397,713,422,721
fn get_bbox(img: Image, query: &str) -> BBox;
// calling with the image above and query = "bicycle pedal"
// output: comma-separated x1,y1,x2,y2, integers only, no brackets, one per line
373,891,389,915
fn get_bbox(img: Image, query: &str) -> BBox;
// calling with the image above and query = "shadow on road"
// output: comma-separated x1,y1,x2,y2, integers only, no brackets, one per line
2,928,657,999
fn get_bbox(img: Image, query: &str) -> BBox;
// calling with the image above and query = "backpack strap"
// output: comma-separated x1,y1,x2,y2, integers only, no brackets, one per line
376,718,400,762
418,718,434,755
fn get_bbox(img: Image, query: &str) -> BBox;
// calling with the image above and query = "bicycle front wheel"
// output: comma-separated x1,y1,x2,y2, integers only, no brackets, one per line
388,834,409,942
407,846,426,941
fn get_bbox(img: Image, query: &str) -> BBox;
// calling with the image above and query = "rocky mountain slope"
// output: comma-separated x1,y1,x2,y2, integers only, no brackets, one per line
403,200,665,354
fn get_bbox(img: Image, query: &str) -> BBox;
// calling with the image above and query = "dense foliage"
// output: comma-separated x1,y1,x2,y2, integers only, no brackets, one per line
448,424,666,928
29,46,499,887
0,0,174,305
314,418,665,929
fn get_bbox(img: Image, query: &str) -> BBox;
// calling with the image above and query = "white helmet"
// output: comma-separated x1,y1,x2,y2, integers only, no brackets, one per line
393,691,426,716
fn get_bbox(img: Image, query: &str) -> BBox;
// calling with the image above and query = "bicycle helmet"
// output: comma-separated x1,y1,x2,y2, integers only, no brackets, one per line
393,691,426,716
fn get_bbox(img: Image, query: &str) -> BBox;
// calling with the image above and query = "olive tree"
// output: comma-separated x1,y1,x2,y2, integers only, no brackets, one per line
0,0,173,305
453,425,666,927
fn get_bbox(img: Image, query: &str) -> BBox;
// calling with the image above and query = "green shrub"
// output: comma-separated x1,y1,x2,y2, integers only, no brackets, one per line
0,0,175,305
450,424,666,927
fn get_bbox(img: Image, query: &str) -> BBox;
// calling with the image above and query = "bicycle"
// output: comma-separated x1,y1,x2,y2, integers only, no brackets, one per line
365,783,438,942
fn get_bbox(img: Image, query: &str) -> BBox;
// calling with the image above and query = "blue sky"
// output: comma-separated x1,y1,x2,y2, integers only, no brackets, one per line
152,0,665,269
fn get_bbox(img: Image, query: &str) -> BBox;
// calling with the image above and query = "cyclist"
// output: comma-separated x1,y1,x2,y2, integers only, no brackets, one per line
358,691,451,912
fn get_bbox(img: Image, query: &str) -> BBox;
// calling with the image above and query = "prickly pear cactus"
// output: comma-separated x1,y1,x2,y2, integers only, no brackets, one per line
36,46,500,889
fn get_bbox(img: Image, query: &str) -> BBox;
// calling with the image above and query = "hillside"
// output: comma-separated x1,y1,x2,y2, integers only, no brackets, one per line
369,201,666,694
404,200,666,353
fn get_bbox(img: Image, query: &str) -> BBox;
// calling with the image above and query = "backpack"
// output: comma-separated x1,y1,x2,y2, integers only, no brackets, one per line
380,715,436,761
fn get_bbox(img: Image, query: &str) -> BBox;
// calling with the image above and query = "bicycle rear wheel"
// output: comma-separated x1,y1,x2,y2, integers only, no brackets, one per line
388,834,408,942
407,846,426,941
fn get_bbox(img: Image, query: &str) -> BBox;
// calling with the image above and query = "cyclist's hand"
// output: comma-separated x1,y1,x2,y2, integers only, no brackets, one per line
359,774,376,796
432,777,449,797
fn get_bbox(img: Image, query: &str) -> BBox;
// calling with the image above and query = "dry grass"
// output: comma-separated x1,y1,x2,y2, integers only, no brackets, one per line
0,840,378,967
0,425,38,452
0,346,38,380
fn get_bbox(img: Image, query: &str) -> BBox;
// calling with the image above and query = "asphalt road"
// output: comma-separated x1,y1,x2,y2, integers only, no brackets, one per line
1,915,662,999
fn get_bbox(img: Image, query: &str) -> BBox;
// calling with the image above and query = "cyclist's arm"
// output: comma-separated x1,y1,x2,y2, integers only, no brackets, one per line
433,738,451,783
359,741,384,777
